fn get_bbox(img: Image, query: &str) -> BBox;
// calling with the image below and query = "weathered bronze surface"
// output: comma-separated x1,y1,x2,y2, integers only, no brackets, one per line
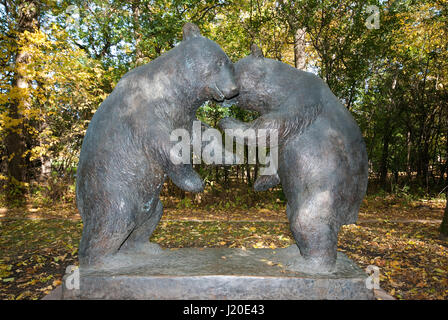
76,23,238,268
219,45,368,273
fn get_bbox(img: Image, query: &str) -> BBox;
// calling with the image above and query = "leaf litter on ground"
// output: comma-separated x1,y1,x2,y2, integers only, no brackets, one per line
0,193,446,300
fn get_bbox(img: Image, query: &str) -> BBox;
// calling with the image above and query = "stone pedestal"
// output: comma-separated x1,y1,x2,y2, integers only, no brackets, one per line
62,247,375,300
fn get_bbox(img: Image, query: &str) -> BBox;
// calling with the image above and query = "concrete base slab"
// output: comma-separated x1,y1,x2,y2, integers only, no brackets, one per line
59,247,375,300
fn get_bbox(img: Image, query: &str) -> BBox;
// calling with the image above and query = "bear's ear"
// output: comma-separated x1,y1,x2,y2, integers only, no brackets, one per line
183,23,201,40
250,44,264,58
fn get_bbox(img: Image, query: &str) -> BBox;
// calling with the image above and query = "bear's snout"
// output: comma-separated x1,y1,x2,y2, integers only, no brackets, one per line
213,66,239,101
222,84,239,100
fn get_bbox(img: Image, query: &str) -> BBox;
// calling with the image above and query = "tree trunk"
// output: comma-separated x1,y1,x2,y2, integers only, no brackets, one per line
441,191,448,237
406,129,412,181
245,144,252,186
224,166,229,186
440,133,448,237
379,125,391,189
40,156,52,181
246,165,252,186
5,0,40,203
38,120,51,181
444,135,448,185
132,1,144,66
294,28,306,70
215,165,219,184
422,138,430,192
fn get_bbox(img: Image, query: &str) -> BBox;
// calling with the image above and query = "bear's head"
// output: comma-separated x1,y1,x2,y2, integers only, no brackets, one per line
181,23,238,102
230,44,288,114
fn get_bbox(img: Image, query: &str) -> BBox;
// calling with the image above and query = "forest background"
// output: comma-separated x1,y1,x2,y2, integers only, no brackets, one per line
0,0,447,300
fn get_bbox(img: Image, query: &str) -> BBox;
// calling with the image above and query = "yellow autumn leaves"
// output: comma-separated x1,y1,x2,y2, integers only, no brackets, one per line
1,25,106,167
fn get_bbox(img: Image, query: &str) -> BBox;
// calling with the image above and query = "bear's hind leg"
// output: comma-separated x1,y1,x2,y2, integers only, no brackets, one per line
78,201,136,269
287,194,340,273
120,199,164,255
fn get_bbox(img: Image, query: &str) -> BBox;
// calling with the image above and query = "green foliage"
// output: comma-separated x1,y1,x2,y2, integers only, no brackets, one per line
177,197,193,209
1,0,447,201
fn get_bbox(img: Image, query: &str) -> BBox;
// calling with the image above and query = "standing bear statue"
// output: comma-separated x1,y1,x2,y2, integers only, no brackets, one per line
219,45,368,273
76,23,238,268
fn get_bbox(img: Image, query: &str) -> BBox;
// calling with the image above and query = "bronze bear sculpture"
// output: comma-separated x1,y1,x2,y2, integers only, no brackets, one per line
219,45,368,273
76,23,238,268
